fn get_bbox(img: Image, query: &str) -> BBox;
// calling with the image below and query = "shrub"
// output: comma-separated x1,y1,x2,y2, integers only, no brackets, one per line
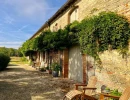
20,57,28,62
0,53,10,71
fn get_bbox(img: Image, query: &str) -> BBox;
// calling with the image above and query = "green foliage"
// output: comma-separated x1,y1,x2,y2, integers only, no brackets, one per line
110,89,122,96
0,47,22,57
46,66,49,70
39,21,79,50
0,53,10,71
104,88,122,100
21,12,130,69
28,59,33,66
17,49,23,57
105,87,111,91
78,16,98,58
20,57,28,62
0,47,9,56
78,12,130,61
20,21,79,53
20,38,38,56
51,62,61,72
67,21,79,45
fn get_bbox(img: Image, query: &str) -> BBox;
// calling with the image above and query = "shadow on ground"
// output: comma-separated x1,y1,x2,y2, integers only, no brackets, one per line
0,65,76,100
0,81,31,100
10,60,20,62
8,64,18,66
5,67,27,72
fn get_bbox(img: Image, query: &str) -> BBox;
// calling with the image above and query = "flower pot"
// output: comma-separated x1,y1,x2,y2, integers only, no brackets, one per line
46,70,52,74
48,70,52,74
52,71,58,77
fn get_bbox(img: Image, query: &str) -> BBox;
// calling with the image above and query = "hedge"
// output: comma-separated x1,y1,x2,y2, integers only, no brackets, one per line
0,53,10,71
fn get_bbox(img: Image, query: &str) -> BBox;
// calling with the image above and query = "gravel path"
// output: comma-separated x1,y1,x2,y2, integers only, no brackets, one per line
0,64,76,100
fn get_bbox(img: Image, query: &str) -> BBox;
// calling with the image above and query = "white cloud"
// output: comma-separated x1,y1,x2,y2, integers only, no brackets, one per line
0,45,20,49
0,9,15,25
4,0,51,19
0,30,32,42
17,25,29,32
4,16,14,24
0,42,23,45
0,41,23,49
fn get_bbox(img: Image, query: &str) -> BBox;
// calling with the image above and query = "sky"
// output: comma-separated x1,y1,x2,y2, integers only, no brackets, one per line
0,0,67,49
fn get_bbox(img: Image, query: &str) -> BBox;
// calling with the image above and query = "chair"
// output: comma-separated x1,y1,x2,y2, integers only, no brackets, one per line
99,86,130,100
63,76,97,100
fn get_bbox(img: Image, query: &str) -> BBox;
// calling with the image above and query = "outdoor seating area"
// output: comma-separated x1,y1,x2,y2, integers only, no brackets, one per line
29,59,130,100
63,76,97,100
63,76,130,100
63,86,130,100
99,86,130,100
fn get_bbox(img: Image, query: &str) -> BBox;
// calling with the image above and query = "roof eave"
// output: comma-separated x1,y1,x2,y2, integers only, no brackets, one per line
29,0,77,40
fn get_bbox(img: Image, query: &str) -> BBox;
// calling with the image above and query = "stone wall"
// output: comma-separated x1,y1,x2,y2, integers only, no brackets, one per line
77,0,130,21
95,50,130,92
75,0,130,92
49,10,70,31
86,50,130,92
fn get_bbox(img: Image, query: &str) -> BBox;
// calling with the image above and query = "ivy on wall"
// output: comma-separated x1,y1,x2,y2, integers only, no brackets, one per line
20,21,79,54
78,12,130,61
21,11,130,66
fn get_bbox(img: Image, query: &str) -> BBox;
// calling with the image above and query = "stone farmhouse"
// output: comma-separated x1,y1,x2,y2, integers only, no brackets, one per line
29,0,130,91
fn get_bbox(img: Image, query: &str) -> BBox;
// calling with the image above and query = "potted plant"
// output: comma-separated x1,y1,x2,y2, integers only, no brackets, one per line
51,62,61,77
40,67,46,72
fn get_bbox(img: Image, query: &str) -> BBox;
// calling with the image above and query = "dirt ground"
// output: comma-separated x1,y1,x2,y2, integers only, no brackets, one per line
0,58,77,100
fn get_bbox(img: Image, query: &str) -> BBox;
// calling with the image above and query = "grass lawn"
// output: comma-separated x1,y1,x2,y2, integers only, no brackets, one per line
9,57,29,65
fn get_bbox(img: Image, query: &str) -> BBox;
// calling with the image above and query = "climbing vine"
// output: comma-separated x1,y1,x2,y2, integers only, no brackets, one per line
21,11,130,67
20,21,79,54
78,12,130,65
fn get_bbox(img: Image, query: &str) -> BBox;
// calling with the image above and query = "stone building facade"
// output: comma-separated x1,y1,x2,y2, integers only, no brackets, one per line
30,0,130,91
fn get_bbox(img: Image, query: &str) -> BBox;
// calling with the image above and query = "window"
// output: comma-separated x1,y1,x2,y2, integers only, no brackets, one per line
69,7,79,23
53,23,58,32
